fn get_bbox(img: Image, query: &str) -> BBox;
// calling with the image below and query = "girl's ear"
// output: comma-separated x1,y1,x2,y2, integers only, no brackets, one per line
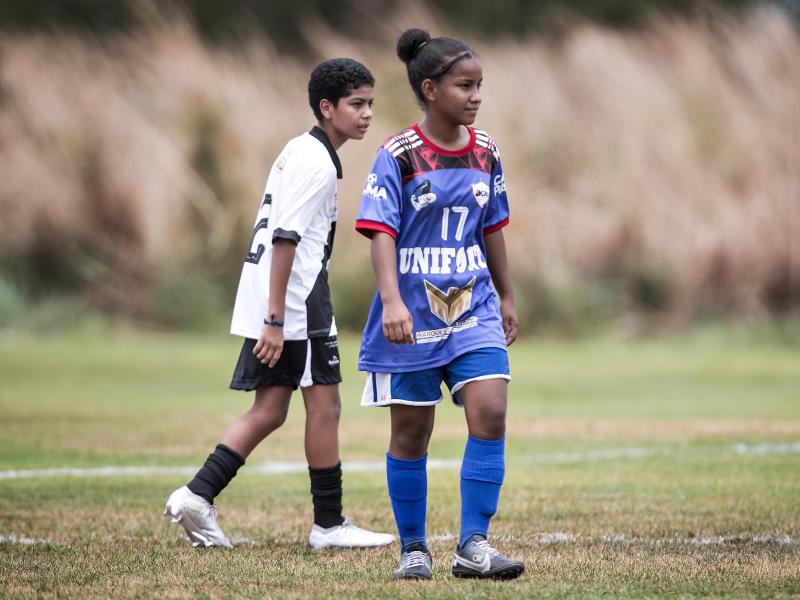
319,98,334,120
421,79,437,104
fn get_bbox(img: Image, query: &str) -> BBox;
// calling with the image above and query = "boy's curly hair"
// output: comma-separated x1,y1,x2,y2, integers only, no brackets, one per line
308,58,374,121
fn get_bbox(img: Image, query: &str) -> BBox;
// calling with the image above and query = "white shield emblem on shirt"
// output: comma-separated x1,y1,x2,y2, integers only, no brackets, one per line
471,181,490,208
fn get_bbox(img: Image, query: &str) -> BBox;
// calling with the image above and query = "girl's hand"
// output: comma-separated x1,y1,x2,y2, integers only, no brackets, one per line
500,297,518,346
253,324,284,367
382,298,415,345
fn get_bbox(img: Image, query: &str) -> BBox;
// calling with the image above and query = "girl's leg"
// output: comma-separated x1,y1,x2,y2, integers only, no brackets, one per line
187,385,293,503
459,378,508,548
387,404,435,551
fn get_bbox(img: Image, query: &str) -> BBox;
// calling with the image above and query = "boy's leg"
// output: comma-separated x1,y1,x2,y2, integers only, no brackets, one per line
301,383,343,528
302,383,341,469
164,385,292,548
300,342,394,549
220,385,293,459
186,384,292,502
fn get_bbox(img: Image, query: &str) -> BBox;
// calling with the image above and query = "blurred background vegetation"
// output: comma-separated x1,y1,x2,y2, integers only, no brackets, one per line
0,0,798,335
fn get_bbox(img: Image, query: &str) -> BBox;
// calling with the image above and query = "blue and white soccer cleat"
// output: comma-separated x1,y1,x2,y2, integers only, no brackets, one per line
451,535,524,579
308,517,395,550
164,486,232,548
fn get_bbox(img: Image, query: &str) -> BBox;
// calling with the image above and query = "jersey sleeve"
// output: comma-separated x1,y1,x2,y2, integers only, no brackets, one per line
271,161,332,244
355,147,403,239
483,152,510,236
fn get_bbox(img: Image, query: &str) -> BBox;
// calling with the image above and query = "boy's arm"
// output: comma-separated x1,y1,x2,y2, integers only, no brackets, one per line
253,239,296,366
484,229,518,346
371,232,414,345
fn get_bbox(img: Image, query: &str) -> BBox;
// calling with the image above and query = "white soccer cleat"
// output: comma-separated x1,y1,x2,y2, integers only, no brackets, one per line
164,486,233,548
308,517,395,550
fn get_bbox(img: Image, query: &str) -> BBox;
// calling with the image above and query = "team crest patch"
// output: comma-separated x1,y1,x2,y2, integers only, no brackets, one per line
423,277,476,325
471,181,490,208
410,179,437,211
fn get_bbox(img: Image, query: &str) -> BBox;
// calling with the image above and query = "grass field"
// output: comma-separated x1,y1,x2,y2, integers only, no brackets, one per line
1,325,799,598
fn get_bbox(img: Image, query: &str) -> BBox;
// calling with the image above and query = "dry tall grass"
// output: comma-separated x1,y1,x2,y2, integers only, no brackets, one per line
0,7,798,328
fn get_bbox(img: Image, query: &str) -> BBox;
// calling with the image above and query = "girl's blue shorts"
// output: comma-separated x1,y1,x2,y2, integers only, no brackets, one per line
360,346,510,407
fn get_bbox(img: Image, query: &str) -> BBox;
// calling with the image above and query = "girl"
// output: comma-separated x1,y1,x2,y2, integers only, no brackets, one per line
355,29,524,580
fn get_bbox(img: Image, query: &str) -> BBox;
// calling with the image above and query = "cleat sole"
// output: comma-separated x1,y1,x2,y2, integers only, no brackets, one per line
452,563,525,580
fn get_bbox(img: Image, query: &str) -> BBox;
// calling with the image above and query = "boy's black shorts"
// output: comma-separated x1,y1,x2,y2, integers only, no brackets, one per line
230,335,342,391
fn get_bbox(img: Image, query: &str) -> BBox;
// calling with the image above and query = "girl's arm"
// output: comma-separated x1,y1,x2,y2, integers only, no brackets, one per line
484,229,518,346
371,232,414,345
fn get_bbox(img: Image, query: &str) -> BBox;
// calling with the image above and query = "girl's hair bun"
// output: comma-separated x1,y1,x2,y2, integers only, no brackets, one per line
397,28,431,64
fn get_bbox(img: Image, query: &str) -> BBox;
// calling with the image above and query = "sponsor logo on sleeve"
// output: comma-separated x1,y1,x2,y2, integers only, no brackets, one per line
363,172,388,200
493,173,506,196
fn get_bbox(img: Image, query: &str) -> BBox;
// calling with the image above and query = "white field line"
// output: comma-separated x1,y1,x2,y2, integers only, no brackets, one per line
518,447,667,463
0,442,796,481
6,530,793,548
0,449,659,481
733,441,800,455
430,532,797,546
0,534,55,545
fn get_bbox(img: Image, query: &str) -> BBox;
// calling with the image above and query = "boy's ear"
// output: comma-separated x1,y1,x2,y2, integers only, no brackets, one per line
319,98,335,120
421,79,437,103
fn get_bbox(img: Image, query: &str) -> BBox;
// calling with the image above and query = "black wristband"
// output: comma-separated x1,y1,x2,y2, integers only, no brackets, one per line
264,314,284,328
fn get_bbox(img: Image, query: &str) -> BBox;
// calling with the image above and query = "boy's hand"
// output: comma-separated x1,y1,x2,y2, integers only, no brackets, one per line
382,298,414,345
253,324,284,367
500,297,518,346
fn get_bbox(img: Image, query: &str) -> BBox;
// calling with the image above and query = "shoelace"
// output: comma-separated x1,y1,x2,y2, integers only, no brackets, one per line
405,550,428,568
474,539,501,556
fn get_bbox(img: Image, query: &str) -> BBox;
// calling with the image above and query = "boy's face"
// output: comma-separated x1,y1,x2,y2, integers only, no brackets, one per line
320,85,374,148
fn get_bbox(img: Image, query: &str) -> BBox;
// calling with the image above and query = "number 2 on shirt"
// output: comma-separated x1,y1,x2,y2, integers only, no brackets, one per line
245,194,272,265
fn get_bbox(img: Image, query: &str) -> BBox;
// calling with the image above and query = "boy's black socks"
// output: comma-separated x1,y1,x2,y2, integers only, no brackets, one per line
187,443,245,504
309,462,345,528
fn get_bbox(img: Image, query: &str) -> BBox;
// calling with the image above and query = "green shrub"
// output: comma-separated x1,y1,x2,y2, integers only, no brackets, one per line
148,263,228,331
0,277,25,328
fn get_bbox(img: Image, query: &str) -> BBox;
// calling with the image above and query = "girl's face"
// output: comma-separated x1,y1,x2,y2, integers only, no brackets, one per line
426,57,483,125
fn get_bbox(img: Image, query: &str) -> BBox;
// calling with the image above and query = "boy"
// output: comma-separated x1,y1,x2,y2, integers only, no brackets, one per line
165,58,394,551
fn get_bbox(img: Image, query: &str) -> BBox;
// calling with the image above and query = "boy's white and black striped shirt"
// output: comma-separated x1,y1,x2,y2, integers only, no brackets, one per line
230,126,341,341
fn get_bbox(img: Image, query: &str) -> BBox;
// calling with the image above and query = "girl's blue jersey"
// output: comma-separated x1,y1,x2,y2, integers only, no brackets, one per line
355,125,510,372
